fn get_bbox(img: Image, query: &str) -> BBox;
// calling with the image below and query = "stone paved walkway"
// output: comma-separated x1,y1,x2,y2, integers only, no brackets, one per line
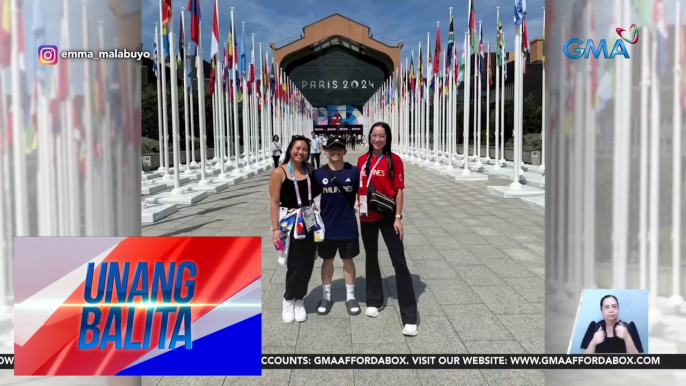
141,148,545,386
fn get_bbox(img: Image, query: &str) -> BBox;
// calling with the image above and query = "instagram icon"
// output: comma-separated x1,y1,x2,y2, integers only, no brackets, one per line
38,45,58,65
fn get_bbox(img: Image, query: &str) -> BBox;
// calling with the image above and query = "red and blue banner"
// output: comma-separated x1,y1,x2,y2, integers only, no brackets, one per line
14,237,262,376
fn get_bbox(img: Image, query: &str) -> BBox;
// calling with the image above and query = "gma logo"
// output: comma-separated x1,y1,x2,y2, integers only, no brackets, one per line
563,38,631,59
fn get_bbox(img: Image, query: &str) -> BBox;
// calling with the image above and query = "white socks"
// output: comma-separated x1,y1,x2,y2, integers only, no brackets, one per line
346,284,355,301
323,284,332,301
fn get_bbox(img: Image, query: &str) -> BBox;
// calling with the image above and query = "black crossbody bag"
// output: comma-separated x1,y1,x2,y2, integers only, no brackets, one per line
367,180,396,215
363,156,396,215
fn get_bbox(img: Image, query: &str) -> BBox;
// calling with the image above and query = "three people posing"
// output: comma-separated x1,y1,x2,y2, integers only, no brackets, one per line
269,122,418,336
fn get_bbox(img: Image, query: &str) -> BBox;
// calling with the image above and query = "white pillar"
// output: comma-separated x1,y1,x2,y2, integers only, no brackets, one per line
197,21,209,186
669,1,683,307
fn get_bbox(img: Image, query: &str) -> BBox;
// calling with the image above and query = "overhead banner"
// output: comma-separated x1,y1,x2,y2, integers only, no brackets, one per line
313,105,364,126
14,237,262,376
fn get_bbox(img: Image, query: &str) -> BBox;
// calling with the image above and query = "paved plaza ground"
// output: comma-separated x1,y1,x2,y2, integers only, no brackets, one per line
141,148,545,386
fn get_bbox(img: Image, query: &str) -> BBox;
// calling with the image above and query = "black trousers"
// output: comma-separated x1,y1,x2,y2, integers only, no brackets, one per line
273,156,280,168
284,230,317,300
360,216,417,324
310,153,321,168
351,141,356,150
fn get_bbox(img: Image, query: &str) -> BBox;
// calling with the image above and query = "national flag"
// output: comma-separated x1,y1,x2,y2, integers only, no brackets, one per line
25,80,38,154
447,12,454,67
434,23,441,75
427,39,433,92
240,23,246,80
487,45,492,86
514,0,526,26
211,0,219,60
522,18,529,74
654,0,667,76
250,45,255,83
94,35,105,115
458,34,466,84
57,15,69,101
469,1,478,53
209,59,216,95
178,12,185,69
409,56,415,92
188,0,200,44
227,24,234,69
542,19,545,63
497,8,503,66
632,0,653,29
0,0,9,68
479,23,485,73
270,59,275,93
162,0,171,61
418,44,423,95
32,0,46,88
153,25,159,77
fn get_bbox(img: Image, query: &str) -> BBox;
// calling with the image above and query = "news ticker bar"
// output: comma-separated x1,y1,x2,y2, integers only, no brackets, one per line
1,354,685,371
263,354,684,369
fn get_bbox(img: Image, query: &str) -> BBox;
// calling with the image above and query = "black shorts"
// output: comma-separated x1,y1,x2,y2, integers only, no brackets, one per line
318,239,360,259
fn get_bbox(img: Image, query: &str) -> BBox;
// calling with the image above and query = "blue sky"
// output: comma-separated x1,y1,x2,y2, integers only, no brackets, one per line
141,0,548,67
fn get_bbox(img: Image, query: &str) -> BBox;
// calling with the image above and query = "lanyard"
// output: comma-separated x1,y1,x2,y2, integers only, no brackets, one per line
287,162,311,207
360,155,384,189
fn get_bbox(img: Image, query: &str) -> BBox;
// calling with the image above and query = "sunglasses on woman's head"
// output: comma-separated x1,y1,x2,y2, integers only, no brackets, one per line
292,135,310,142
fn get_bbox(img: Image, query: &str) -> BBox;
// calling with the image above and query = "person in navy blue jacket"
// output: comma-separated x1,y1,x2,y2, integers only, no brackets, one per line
312,137,361,316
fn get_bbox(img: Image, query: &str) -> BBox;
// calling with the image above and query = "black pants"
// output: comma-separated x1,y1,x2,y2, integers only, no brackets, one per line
284,230,317,300
351,141,356,150
310,153,321,168
360,216,417,324
273,156,280,168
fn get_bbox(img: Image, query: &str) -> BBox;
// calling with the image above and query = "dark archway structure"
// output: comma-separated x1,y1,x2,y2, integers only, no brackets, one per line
270,14,402,106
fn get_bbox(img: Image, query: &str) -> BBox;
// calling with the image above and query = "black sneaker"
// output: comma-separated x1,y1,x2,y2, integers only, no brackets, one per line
317,298,332,315
346,299,361,315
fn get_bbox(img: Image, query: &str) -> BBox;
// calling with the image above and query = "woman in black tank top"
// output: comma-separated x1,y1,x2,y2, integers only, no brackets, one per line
269,137,321,324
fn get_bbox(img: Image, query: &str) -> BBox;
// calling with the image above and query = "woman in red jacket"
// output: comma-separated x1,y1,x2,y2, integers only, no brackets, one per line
357,121,418,336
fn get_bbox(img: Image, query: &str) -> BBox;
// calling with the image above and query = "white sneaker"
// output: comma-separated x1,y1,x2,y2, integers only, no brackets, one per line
365,307,379,318
282,299,295,324
294,299,307,322
402,324,418,336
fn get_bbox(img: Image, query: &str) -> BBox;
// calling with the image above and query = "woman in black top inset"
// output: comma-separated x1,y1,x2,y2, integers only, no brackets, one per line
580,295,644,354
269,136,321,325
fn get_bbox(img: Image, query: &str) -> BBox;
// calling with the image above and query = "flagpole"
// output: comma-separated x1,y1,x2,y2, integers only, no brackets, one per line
425,33,430,164
250,32,258,168
10,0,27,236
189,42,197,167
81,0,95,234
485,41,490,163
166,10,184,196
500,32,506,167
224,42,231,169
638,21,651,289
159,0,171,179
259,42,265,164
472,46,477,162
447,49,453,170
197,20,209,185
155,23,165,173
670,0,683,307
476,20,483,167
648,24,660,317
462,29,471,175
510,22,522,189
230,8,241,173
181,7,191,173
539,6,545,173
494,6,501,171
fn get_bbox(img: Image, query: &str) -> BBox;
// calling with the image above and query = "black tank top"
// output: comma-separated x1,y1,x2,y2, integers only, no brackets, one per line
279,167,314,209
